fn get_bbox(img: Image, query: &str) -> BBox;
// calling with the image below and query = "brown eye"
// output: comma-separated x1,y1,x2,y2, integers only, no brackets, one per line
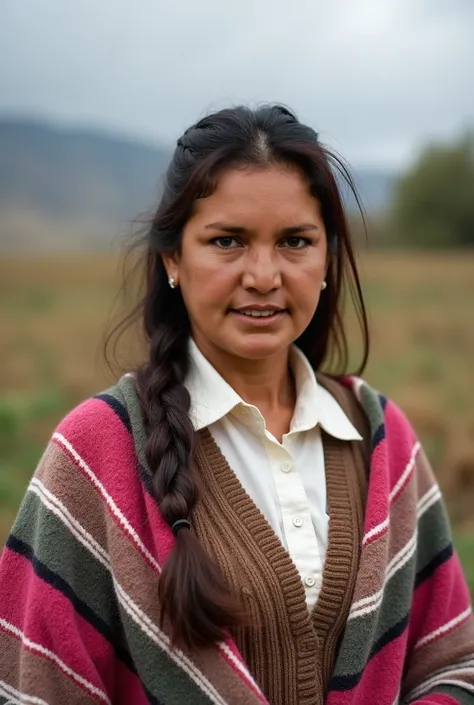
283,237,311,249
212,236,239,249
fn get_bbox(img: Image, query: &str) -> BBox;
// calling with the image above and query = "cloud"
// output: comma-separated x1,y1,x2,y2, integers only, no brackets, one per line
0,0,473,167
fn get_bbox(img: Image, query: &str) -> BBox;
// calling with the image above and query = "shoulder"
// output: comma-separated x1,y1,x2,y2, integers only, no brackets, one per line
43,374,143,490
55,376,134,445
340,376,418,445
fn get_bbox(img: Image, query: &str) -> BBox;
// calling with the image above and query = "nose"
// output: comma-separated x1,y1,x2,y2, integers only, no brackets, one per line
241,246,282,293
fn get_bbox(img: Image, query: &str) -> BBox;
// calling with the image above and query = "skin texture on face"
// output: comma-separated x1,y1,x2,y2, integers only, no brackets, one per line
163,163,328,385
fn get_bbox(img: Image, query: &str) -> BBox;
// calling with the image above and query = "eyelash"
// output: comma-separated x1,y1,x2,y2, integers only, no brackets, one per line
211,236,312,250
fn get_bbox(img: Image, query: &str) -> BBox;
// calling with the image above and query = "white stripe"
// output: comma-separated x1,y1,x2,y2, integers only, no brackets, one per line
408,661,474,699
53,432,160,572
351,377,365,401
0,681,22,705
361,441,421,547
389,442,420,502
386,530,418,582
407,672,474,701
363,516,389,546
416,485,442,519
0,681,49,705
350,530,418,620
217,641,262,694
0,619,110,704
33,445,236,705
29,479,111,571
415,606,473,650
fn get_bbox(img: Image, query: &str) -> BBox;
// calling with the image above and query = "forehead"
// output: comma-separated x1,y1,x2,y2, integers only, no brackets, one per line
190,164,322,225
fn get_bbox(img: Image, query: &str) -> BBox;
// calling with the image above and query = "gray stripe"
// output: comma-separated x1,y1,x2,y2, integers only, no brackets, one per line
416,499,451,576
419,684,474,704
333,551,416,678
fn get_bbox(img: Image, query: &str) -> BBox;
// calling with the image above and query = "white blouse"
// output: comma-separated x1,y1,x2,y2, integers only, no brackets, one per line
185,340,362,610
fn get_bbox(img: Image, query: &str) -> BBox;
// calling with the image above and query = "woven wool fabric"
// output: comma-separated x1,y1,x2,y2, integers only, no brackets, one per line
0,373,473,705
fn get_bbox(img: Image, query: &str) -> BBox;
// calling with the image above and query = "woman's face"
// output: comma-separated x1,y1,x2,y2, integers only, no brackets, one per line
163,164,328,364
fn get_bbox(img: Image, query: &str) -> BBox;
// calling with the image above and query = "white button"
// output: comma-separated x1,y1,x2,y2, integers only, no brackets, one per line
305,576,316,587
293,517,303,528
281,462,292,473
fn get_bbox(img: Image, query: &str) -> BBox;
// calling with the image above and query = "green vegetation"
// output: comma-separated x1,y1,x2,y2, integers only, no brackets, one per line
390,131,474,248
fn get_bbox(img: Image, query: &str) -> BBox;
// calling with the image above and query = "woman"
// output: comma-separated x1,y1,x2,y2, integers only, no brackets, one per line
0,105,473,705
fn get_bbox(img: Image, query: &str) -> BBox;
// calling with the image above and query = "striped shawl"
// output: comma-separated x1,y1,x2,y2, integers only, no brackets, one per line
0,375,473,704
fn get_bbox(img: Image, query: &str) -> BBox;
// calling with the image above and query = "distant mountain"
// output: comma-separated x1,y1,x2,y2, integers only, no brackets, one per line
0,118,397,252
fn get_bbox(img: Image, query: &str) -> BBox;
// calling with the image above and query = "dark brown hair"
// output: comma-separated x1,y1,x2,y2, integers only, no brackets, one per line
113,104,369,651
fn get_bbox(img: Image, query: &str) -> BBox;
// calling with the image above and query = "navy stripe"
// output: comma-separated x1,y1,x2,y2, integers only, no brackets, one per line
369,613,409,659
415,543,453,588
6,534,136,675
95,393,133,435
329,614,409,692
94,393,153,494
378,394,388,410
372,423,385,450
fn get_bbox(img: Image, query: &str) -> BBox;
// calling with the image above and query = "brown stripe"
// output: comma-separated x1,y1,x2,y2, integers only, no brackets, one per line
36,443,109,550
402,616,474,697
0,629,101,704
415,447,441,502
349,473,417,607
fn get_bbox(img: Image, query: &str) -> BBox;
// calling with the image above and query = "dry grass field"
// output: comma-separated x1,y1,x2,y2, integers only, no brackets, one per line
1,251,473,591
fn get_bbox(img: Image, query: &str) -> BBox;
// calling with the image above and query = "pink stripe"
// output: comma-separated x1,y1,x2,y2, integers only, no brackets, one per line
326,632,406,705
362,439,390,541
55,398,169,569
383,400,418,487
0,547,115,698
411,553,471,650
115,660,150,705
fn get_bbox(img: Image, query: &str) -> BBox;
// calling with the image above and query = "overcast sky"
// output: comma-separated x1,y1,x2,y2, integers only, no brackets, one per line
1,0,473,169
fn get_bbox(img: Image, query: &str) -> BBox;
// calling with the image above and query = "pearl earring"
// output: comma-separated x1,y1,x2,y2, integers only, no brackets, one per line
168,275,176,289
321,280,327,290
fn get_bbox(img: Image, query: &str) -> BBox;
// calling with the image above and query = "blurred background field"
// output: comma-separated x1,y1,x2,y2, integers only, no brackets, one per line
0,251,473,595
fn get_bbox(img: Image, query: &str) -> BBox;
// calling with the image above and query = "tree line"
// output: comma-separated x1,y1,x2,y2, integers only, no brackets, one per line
353,130,474,249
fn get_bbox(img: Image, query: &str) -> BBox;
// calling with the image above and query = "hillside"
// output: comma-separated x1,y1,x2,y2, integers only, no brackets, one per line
0,118,396,252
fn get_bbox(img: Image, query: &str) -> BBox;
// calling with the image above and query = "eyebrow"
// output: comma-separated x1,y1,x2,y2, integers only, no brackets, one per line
204,222,319,235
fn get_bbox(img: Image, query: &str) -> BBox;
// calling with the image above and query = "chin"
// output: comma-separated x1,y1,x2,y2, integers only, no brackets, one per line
227,335,291,361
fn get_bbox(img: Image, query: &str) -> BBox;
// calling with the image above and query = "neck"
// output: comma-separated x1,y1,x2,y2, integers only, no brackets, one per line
193,338,296,416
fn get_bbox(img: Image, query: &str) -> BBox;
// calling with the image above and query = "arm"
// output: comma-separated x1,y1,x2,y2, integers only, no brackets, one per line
0,438,120,705
401,447,474,704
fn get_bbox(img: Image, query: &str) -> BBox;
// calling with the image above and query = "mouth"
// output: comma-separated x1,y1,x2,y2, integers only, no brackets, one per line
229,307,288,324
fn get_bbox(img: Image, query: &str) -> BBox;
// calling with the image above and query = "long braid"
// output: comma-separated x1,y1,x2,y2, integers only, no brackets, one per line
136,298,242,650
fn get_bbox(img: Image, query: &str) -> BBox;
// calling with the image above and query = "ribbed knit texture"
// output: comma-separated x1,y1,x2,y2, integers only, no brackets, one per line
193,421,366,705
0,373,473,705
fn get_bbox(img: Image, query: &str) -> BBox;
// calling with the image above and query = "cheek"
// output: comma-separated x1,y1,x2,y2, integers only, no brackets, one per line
286,258,326,295
180,257,236,306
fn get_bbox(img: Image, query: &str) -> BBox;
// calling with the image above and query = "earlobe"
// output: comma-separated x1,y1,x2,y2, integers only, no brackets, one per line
161,254,179,289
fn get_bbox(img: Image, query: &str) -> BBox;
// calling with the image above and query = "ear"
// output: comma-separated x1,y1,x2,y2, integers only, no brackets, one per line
161,253,180,282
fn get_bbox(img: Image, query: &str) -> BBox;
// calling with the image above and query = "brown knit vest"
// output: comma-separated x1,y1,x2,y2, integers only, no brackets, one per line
192,374,370,705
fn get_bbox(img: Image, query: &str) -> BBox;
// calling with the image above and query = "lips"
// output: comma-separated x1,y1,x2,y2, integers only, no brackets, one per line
229,307,288,324
237,309,283,318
